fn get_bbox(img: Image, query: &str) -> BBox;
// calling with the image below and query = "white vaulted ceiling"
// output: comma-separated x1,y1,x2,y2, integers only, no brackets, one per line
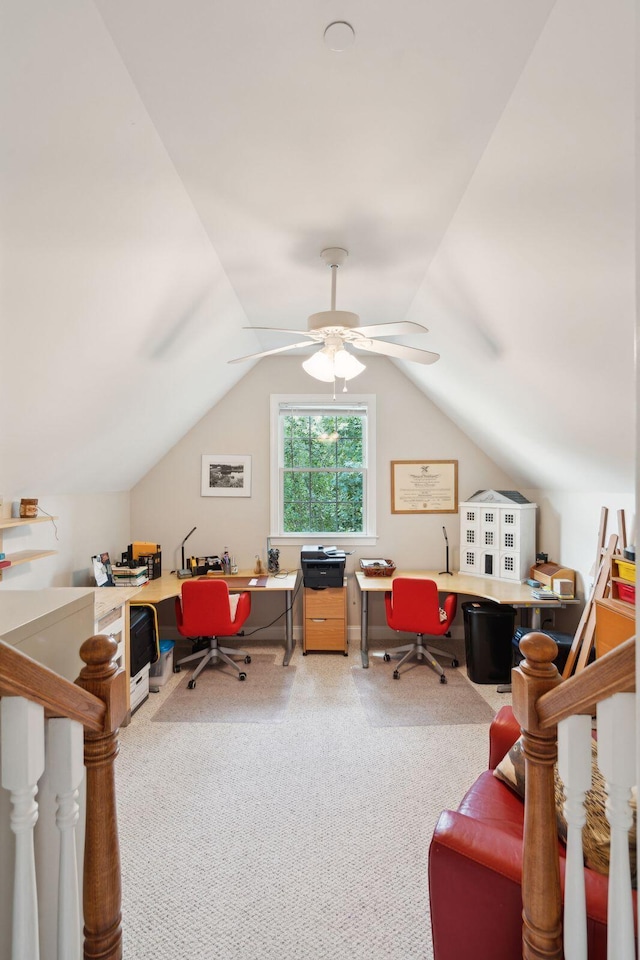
0,0,635,493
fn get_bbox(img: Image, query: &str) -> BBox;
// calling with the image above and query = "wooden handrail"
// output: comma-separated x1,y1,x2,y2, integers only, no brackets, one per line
0,638,105,731
537,635,635,729
1,634,127,960
512,631,637,960
76,635,127,960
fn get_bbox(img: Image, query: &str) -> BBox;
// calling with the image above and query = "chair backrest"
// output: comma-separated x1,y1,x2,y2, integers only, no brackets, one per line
385,577,457,635
176,579,248,637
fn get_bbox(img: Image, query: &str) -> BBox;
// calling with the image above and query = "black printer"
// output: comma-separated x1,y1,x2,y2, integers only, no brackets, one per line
301,545,346,589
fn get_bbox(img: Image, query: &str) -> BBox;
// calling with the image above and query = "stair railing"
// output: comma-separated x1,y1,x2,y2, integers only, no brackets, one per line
0,634,126,960
512,631,636,960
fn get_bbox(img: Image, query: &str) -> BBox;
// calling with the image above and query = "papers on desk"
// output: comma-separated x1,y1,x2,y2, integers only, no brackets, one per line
248,577,269,587
531,589,557,600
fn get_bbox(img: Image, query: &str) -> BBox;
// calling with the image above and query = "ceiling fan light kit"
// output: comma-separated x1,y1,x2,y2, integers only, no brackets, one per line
228,246,440,390
302,342,366,383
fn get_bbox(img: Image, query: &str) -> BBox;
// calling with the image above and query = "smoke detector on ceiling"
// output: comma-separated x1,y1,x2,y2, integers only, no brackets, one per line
324,21,355,52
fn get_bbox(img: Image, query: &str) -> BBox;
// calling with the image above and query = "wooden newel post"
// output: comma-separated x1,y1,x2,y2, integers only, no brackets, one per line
76,635,128,960
512,631,564,960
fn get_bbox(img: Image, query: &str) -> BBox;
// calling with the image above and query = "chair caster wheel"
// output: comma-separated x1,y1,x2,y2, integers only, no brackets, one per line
343,652,348,656
451,658,459,668
244,655,251,664
393,670,399,679
440,674,447,684
238,672,247,681
383,653,391,662
173,665,181,673
302,651,307,655
188,679,196,689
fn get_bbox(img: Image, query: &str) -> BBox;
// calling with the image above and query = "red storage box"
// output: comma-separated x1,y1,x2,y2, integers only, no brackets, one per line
616,581,635,604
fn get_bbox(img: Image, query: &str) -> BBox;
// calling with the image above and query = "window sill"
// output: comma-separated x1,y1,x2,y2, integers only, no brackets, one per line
269,535,378,548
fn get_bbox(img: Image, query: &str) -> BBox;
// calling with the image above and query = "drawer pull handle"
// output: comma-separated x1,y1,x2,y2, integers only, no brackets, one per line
311,618,326,623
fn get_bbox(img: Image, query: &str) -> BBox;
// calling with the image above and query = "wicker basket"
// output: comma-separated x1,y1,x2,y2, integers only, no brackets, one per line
360,559,396,578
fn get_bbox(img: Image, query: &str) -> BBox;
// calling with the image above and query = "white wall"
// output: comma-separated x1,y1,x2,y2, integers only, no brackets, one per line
521,489,635,634
0,493,130,590
131,355,528,636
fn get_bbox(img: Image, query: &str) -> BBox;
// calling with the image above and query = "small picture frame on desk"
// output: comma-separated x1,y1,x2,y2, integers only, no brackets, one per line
391,460,458,514
201,454,252,497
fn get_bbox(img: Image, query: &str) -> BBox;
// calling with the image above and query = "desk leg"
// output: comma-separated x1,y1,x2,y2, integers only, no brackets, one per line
283,590,295,666
360,591,369,668
530,606,543,629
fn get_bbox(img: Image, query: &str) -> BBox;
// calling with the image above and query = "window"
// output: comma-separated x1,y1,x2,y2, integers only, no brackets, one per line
270,395,376,543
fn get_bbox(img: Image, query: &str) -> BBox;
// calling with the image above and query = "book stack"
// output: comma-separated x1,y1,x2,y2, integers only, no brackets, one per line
112,565,149,587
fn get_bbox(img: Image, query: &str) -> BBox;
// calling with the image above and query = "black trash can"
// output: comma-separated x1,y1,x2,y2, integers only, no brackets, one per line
462,601,516,684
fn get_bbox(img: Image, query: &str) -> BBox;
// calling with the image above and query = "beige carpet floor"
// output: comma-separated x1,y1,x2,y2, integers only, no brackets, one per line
152,654,296,724
117,638,511,960
351,655,496,726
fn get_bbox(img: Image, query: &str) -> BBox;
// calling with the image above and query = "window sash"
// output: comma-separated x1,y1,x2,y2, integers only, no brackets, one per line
270,394,377,542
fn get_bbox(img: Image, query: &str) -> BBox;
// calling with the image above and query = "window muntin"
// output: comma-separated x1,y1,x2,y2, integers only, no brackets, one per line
271,396,376,541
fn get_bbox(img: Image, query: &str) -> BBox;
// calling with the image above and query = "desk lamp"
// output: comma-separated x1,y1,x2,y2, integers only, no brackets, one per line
439,526,452,575
178,526,197,578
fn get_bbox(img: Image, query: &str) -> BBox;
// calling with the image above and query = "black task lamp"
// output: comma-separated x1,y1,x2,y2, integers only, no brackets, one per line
439,526,452,575
177,526,197,578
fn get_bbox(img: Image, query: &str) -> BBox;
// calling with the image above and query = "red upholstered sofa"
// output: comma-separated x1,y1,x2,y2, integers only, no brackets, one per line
428,705,624,960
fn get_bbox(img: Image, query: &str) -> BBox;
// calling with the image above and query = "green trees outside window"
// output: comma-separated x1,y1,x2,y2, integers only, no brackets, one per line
282,414,365,534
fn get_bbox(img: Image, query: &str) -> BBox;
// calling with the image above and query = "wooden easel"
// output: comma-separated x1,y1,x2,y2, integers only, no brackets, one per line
562,505,625,679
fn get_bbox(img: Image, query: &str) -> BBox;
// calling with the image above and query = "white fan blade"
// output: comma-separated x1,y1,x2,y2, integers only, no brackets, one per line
352,339,440,364
242,326,316,338
353,321,429,338
229,341,315,364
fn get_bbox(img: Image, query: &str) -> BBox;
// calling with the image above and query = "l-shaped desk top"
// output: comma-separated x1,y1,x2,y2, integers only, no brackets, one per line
130,570,299,665
355,569,578,668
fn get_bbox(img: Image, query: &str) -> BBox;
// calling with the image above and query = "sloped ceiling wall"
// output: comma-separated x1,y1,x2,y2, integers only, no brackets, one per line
0,0,635,497
405,0,635,492
0,0,260,493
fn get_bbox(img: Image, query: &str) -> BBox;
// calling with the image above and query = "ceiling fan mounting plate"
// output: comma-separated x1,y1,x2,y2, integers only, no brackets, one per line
320,247,348,268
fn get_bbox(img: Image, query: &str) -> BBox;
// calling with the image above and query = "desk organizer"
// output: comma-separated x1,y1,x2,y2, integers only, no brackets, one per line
360,559,396,577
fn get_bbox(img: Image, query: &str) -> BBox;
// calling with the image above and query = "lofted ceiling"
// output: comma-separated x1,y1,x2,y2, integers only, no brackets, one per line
0,0,635,495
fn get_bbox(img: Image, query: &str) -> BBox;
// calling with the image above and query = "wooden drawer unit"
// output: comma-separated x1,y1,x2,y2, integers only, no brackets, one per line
303,584,347,654
594,597,635,658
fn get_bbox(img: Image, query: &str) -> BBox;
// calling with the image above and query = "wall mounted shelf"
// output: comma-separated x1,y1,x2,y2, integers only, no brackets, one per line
0,516,58,581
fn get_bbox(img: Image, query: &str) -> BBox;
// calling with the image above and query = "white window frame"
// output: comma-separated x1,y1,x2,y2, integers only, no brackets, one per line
270,394,377,546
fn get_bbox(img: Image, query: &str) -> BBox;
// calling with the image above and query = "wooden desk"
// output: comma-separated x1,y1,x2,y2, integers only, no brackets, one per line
130,570,300,666
355,570,579,668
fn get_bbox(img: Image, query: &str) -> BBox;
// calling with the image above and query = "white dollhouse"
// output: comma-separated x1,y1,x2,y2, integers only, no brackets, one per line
458,490,537,582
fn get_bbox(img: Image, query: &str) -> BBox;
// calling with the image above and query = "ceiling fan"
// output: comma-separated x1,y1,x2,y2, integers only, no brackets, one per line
228,247,440,382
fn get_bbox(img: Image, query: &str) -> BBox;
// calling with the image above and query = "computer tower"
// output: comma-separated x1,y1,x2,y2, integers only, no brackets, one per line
129,604,159,712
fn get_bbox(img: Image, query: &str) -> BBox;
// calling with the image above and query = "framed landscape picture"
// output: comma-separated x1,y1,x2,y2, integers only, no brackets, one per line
201,455,252,497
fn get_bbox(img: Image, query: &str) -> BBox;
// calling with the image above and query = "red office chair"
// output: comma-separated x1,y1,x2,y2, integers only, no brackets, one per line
383,578,458,682
174,579,252,687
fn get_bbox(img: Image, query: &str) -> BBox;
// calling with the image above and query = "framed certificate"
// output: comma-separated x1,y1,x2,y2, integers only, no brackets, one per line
391,460,458,514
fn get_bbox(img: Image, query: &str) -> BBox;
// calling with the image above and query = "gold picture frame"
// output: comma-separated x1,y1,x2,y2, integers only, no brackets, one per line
391,460,458,514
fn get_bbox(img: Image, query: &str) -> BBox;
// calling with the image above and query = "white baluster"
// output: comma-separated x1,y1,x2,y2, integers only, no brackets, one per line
558,714,592,960
47,718,84,960
0,697,45,960
597,692,636,960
